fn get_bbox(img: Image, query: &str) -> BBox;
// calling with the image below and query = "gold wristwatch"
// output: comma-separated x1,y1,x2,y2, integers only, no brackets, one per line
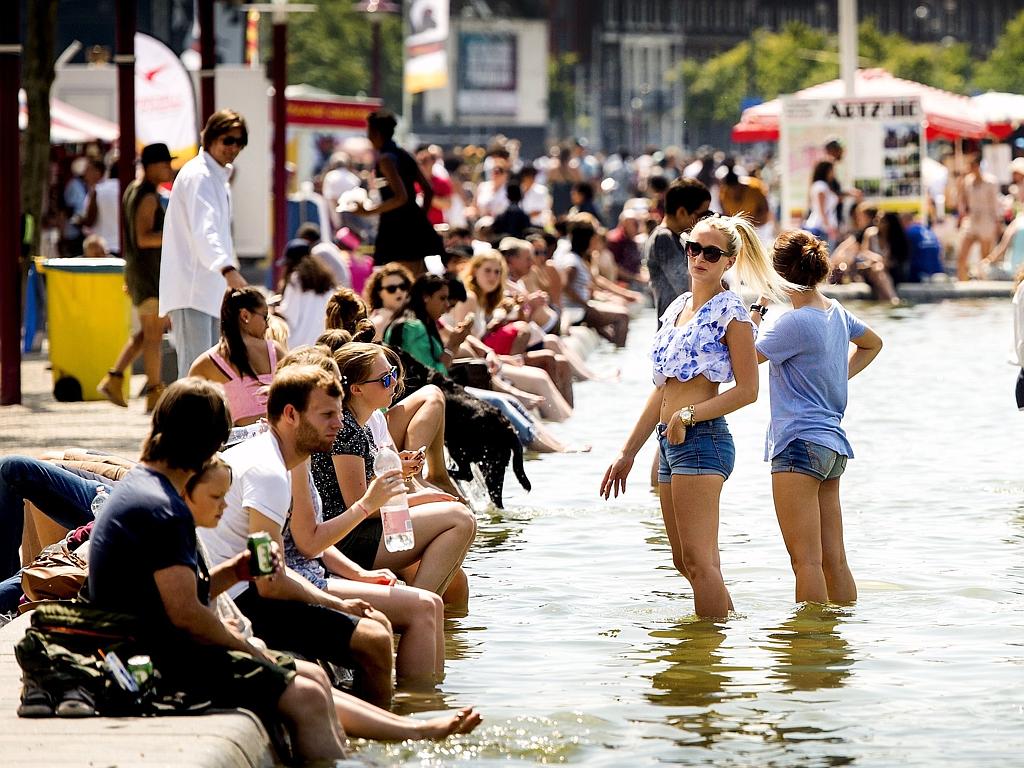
678,405,696,427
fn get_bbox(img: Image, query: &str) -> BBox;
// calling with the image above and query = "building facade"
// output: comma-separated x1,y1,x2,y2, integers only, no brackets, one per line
551,0,1024,151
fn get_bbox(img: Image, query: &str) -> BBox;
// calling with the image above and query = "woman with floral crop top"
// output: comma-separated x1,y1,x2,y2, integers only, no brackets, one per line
600,214,797,618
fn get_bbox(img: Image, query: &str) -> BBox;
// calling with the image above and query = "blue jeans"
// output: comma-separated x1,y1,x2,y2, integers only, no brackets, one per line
657,417,736,481
771,438,847,481
0,456,109,580
465,388,537,445
169,308,220,379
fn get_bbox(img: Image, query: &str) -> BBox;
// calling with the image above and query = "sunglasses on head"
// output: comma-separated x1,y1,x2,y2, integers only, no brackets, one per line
685,240,728,263
361,365,398,388
221,135,247,148
697,209,719,222
381,283,409,294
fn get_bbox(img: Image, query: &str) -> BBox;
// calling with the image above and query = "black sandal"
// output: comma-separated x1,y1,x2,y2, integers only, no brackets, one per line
18,684,55,717
56,685,97,717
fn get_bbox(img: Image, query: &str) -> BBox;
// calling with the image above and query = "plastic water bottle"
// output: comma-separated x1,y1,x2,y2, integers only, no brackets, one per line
90,486,110,517
372,447,414,552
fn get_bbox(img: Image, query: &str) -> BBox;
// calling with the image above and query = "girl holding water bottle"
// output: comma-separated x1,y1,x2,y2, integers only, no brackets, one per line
311,342,477,607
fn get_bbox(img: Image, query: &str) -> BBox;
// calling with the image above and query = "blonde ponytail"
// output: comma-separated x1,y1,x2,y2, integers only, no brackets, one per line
704,215,801,304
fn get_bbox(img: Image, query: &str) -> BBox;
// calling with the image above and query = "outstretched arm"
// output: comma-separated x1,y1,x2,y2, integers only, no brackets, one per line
600,385,662,499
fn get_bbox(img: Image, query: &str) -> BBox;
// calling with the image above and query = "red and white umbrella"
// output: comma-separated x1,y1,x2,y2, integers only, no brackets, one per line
19,89,120,144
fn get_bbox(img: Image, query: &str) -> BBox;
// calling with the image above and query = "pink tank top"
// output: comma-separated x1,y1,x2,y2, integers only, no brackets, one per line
210,340,277,423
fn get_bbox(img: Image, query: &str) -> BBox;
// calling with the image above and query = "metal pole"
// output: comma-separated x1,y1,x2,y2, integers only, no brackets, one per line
838,0,857,97
199,0,216,125
372,19,382,99
272,8,288,286
116,0,136,255
0,3,20,405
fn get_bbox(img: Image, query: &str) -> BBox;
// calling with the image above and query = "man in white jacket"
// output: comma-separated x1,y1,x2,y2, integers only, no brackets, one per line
160,109,249,378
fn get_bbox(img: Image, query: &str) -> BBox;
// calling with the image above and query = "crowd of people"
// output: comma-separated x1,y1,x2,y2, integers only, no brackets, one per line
1,106,903,762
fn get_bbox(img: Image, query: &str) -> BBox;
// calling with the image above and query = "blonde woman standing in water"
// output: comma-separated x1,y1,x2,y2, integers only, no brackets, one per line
600,214,795,618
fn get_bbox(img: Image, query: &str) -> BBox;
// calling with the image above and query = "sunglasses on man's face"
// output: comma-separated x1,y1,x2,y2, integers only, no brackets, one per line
221,135,247,148
381,283,409,294
361,365,399,389
685,240,728,263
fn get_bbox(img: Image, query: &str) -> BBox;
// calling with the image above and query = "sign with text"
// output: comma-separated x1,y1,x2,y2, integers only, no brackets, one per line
457,31,517,116
780,95,927,224
405,0,449,94
135,33,198,168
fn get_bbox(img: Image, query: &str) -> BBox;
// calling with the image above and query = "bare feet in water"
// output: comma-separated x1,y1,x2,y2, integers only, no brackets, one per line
417,706,483,738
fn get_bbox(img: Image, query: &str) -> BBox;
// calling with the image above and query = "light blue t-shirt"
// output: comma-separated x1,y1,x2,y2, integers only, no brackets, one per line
754,299,867,461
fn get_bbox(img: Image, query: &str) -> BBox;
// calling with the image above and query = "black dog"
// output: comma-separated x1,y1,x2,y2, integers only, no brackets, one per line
392,349,530,508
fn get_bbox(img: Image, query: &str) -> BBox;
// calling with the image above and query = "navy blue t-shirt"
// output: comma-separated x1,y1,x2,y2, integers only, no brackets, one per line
88,466,199,632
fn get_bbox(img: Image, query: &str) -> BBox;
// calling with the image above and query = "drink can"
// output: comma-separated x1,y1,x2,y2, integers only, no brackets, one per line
127,655,153,686
247,532,275,577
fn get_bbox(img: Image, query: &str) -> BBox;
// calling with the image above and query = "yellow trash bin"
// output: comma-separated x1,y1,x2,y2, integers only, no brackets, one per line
40,257,131,402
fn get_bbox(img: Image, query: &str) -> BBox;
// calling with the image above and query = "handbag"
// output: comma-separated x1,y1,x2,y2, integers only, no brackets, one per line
21,543,89,605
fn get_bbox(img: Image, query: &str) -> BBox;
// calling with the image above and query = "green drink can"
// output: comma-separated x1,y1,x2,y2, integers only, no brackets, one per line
127,655,153,686
247,532,275,577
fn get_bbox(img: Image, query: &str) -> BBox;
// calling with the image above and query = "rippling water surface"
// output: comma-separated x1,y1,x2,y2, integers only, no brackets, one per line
357,299,1024,766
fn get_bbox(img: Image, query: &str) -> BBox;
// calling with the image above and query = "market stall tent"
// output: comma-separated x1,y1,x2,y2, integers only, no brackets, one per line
732,69,987,143
969,91,1024,140
18,89,120,144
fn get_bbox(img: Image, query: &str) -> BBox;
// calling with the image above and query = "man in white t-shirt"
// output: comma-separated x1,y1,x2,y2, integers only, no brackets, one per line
322,152,362,231
199,365,398,707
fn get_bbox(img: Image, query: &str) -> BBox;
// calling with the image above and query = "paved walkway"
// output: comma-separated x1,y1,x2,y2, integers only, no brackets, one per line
0,354,150,460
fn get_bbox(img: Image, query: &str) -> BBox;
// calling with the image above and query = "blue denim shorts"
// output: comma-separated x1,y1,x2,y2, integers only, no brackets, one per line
771,438,847,481
657,417,736,482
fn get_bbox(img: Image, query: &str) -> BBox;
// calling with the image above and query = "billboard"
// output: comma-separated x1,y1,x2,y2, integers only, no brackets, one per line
405,0,449,94
456,31,517,116
780,96,926,225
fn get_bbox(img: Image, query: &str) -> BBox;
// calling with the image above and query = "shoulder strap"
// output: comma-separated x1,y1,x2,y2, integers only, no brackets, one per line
209,351,238,381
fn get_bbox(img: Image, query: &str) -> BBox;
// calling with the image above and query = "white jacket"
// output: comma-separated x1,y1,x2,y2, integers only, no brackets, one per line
159,149,239,317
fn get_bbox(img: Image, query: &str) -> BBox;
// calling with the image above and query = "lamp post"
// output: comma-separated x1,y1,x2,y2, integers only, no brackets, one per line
0,2,20,405
243,2,314,284
354,0,400,100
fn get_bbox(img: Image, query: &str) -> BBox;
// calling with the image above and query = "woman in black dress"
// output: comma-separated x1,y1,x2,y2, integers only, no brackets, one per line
352,110,443,275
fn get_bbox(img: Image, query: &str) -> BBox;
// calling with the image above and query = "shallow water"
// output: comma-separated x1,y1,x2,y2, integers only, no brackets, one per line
357,298,1024,766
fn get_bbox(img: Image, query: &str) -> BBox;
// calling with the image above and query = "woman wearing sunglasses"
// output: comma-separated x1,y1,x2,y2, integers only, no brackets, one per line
311,342,477,608
753,230,882,605
600,215,794,618
189,286,287,428
363,263,416,341
325,287,463,499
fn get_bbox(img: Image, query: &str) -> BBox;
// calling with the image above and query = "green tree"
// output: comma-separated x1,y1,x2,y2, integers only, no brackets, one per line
974,9,1024,93
286,1,404,111
857,20,972,93
22,0,58,256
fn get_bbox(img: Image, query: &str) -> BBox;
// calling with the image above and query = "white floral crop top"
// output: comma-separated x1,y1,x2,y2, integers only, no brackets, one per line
649,290,755,386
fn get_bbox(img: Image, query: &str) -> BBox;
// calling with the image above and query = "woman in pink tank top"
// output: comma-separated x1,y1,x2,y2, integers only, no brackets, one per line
189,287,287,426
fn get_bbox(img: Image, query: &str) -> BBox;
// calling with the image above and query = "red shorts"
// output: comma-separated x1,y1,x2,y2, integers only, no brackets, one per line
482,324,520,355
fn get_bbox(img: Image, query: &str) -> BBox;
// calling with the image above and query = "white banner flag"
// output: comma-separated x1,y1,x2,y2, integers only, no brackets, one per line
405,0,449,94
135,33,198,167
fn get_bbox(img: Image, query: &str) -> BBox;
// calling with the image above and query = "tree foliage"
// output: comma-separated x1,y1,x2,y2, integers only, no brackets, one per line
973,9,1024,93
681,18,986,132
286,1,404,111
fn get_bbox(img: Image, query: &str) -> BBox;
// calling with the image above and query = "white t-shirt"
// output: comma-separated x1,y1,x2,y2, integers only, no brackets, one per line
366,410,395,453
278,276,332,348
805,180,839,232
521,183,551,227
92,178,122,253
198,431,291,599
475,180,509,218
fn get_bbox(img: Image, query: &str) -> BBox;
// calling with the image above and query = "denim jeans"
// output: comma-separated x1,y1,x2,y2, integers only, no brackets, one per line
169,308,220,379
0,456,109,580
465,388,537,445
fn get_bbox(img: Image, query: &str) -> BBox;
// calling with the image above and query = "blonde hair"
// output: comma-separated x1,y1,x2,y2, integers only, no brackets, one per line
694,215,800,304
462,250,508,314
266,314,290,346
278,345,341,378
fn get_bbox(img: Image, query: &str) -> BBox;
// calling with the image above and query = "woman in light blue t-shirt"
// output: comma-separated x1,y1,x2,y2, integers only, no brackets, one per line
753,230,883,606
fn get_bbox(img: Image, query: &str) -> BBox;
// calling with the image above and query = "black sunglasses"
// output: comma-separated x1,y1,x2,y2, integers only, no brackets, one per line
381,283,409,294
360,365,398,388
697,209,719,222
221,135,247,148
685,240,727,263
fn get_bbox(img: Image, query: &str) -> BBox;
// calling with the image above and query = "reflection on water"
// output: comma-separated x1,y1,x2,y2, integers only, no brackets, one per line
647,620,732,710
763,605,854,693
350,300,1024,767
